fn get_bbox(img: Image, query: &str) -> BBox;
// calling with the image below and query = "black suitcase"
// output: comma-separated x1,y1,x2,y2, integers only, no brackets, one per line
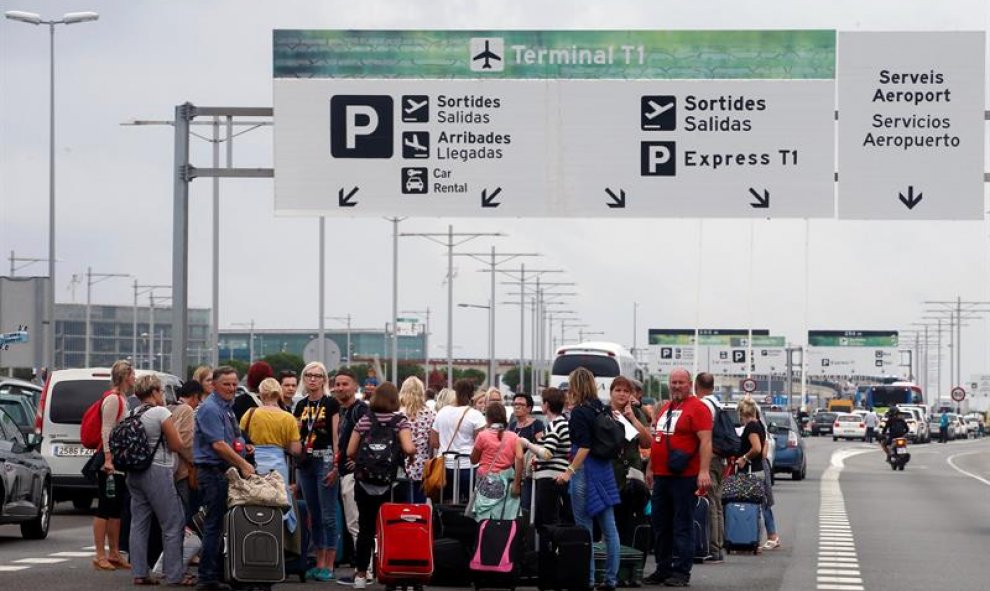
224,505,285,584
432,537,472,586
538,524,592,591
692,495,711,562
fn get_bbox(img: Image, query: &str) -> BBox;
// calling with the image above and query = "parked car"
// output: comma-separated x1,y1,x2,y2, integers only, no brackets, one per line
951,414,968,439
0,394,36,437
37,367,181,509
764,411,807,481
0,407,52,539
833,413,867,441
0,378,42,409
899,407,930,443
811,412,838,436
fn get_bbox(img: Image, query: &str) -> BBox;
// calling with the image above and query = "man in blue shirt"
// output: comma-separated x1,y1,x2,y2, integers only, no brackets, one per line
194,366,255,591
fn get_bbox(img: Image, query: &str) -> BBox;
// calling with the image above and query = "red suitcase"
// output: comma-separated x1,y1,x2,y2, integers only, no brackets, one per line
376,503,433,590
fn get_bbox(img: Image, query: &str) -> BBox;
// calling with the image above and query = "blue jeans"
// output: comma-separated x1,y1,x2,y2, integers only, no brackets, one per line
570,469,619,587
763,504,777,536
651,476,697,579
196,466,228,585
297,455,339,550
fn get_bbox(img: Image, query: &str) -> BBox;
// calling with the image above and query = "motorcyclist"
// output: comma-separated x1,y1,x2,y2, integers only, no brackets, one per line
880,406,909,462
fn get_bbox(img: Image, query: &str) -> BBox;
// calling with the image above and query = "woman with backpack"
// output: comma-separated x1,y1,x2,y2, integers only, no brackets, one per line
469,402,524,521
91,359,134,572
556,367,621,591
125,374,189,586
346,382,416,590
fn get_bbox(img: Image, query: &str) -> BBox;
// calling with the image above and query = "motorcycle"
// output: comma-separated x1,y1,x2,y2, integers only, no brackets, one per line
889,437,910,471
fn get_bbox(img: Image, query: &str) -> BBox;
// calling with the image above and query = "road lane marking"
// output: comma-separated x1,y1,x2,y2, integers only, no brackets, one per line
49,551,94,557
13,558,68,564
817,448,872,591
0,566,31,572
946,451,990,487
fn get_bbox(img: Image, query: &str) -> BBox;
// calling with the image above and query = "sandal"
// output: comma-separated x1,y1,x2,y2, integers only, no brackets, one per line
109,556,132,569
762,539,781,550
93,558,116,571
134,577,161,586
166,575,197,587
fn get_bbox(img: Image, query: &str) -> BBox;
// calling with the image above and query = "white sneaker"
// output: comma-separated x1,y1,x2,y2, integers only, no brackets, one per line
353,575,367,589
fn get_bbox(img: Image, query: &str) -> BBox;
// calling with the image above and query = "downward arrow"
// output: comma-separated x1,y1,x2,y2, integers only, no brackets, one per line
605,188,626,209
481,187,502,208
338,187,359,207
899,186,922,210
748,188,770,209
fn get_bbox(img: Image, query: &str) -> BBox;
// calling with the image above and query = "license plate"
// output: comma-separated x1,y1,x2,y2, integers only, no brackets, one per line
54,445,95,457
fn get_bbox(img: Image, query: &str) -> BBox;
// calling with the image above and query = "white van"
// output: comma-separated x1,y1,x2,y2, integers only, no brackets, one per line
550,341,642,400
36,367,181,508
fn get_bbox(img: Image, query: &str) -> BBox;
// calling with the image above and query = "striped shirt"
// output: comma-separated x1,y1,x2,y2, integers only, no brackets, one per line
533,416,571,479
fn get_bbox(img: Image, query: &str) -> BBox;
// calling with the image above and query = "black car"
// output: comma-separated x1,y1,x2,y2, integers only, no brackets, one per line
811,412,838,436
0,407,52,539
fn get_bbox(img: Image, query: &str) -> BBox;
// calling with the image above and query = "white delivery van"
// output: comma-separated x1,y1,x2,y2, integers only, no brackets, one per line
36,367,181,509
550,341,642,401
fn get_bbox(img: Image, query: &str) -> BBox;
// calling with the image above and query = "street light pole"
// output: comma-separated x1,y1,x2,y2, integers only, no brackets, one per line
85,266,129,367
132,281,170,366
6,9,99,372
402,308,431,383
232,320,256,363
327,314,353,366
459,302,494,387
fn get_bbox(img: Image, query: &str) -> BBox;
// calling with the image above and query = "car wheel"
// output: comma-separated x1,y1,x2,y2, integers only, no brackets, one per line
72,495,94,511
833,436,838,442
21,480,52,540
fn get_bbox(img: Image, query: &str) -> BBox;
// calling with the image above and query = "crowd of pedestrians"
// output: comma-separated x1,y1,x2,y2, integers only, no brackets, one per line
87,358,783,590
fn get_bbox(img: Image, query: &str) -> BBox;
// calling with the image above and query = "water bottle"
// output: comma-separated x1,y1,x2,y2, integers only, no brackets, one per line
105,474,116,499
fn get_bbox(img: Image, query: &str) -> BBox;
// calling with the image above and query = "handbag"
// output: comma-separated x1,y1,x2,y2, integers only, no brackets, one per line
81,448,105,483
720,464,766,503
225,467,290,508
475,434,511,501
423,406,470,498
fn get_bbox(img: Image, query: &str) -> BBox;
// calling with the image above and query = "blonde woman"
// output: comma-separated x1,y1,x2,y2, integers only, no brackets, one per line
92,359,134,572
291,361,341,582
434,387,455,411
399,376,436,503
472,389,489,412
192,365,214,395
736,399,780,550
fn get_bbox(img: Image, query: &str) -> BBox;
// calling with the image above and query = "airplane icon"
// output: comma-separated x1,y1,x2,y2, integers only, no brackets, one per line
470,38,504,72
402,132,430,159
472,40,502,69
640,95,676,130
644,100,674,120
401,95,430,123
404,99,428,116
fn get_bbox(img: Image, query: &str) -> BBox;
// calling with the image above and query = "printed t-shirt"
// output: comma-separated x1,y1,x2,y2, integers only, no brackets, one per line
293,395,341,451
474,428,519,476
650,395,713,477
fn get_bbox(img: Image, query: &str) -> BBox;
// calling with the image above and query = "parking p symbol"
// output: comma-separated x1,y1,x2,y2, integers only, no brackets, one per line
330,95,393,158
641,141,676,176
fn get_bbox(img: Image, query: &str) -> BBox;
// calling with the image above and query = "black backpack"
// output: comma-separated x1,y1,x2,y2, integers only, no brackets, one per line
590,405,625,460
354,415,403,486
707,400,742,458
108,406,163,473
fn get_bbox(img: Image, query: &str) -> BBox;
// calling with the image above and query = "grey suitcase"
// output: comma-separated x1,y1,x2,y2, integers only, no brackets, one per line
224,505,285,583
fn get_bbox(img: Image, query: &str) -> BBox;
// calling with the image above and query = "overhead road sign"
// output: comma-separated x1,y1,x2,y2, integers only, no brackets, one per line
273,30,836,219
807,329,901,378
837,32,985,220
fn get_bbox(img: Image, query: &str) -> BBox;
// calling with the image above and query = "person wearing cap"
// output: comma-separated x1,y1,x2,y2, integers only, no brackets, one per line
173,380,204,524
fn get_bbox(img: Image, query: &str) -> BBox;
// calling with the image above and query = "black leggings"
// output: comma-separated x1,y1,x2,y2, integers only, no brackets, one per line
354,485,388,573
96,471,126,519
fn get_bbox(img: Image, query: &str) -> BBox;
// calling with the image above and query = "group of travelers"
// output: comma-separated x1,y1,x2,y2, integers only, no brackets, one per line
87,358,783,590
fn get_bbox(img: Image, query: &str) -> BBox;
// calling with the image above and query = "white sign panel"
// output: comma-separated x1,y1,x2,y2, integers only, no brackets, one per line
806,347,901,377
709,345,787,375
651,345,695,373
837,32,985,220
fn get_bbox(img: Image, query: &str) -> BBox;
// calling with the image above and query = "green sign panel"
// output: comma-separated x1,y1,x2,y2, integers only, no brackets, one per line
648,329,770,346
273,30,835,80
807,330,898,347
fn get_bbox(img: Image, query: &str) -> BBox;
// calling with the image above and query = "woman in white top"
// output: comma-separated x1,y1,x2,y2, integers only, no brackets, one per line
430,379,486,503
126,374,188,586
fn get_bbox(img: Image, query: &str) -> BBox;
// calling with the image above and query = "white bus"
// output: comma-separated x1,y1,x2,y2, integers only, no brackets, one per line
550,341,642,400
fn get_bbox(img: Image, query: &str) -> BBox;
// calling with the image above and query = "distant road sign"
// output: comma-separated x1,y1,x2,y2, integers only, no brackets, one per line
742,378,758,393
764,395,773,404
950,386,966,402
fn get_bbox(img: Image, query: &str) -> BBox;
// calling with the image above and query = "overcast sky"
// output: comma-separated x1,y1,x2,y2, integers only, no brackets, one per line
2,0,989,387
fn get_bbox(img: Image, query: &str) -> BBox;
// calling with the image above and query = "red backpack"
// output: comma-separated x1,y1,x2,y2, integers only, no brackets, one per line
80,391,123,450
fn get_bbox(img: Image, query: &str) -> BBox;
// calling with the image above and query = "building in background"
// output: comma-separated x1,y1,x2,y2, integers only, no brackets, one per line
217,328,426,366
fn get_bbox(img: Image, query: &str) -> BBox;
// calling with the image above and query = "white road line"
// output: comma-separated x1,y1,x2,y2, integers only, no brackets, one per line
13,558,68,564
819,569,863,576
818,556,859,562
49,551,95,557
817,448,873,591
818,576,865,584
816,585,864,591
0,566,32,572
818,563,860,569
82,546,96,550
946,451,990,487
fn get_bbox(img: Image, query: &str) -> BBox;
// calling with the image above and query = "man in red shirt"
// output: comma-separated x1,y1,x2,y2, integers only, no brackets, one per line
644,368,713,588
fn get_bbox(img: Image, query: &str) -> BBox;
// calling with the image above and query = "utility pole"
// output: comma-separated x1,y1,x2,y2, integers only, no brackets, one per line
386,217,406,382
132,281,170,366
504,277,574,392
327,314,353,365
401,226,502,388
8,251,50,276
924,297,990,396
232,319,256,363
455,248,539,387
402,308,431,384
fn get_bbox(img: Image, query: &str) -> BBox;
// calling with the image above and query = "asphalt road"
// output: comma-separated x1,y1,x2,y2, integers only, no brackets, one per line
1,436,987,590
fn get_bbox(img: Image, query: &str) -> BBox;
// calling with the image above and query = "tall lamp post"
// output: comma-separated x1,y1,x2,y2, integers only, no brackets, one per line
5,9,99,372
85,267,129,367
458,302,494,387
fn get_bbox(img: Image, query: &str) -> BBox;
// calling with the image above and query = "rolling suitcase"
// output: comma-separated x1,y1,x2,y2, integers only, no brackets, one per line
375,503,433,590
538,524,592,591
470,515,524,589
432,538,473,586
692,494,711,562
431,454,476,587
224,505,285,584
593,543,645,587
723,501,761,554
